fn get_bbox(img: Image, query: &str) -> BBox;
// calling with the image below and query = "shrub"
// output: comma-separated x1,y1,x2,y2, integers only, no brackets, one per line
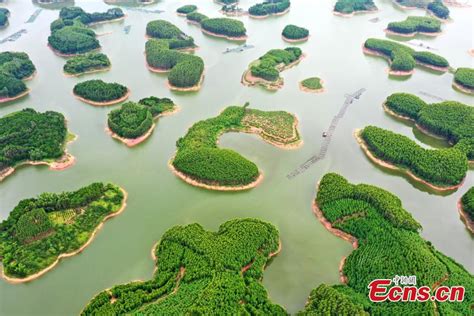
249,0,291,16
73,79,128,102
334,0,377,14
176,5,197,14
63,52,110,75
387,16,441,34
454,67,474,89
282,24,309,40
0,109,67,171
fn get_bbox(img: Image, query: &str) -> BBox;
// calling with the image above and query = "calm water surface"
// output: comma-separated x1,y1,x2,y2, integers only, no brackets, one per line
0,0,472,315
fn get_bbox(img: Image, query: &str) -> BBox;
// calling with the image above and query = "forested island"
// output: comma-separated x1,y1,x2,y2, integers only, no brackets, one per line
363,38,449,76
333,0,377,16
0,109,76,182
281,24,309,42
355,126,468,191
459,187,474,233
0,8,10,28
170,104,301,190
383,93,473,161
242,47,303,90
302,173,473,315
185,11,247,41
0,183,126,282
393,0,449,20
73,79,129,106
107,97,178,147
63,53,111,76
176,4,197,15
48,7,124,56
386,16,441,37
82,218,284,314
145,20,204,91
453,67,474,94
299,77,324,93
0,52,36,103
248,0,290,18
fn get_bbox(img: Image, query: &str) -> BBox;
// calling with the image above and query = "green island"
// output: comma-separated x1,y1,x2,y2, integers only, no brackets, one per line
393,0,449,20
383,93,474,161
299,77,324,93
248,0,291,18
170,104,301,190
363,38,449,76
0,183,126,282
386,16,441,37
281,24,309,42
107,97,178,147
0,52,36,103
185,12,247,41
48,6,125,56
73,79,129,106
459,187,474,233
176,4,197,15
333,0,377,16
145,20,204,91
63,52,111,76
453,67,474,95
356,125,468,191
299,173,473,315
0,8,10,28
0,108,76,182
216,0,239,4
82,218,285,314
242,47,303,90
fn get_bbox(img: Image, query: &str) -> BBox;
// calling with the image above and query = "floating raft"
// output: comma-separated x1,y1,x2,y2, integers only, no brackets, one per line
287,88,366,179
26,9,42,23
407,40,437,51
223,44,254,54
126,7,164,14
0,29,27,44
368,17,379,23
124,25,131,34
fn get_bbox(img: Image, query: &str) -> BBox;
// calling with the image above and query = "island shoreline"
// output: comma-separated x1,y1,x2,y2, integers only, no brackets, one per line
73,89,130,106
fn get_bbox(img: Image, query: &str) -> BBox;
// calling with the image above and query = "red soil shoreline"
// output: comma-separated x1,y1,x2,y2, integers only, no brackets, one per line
457,199,474,234
48,44,101,57
452,81,474,95
362,46,414,76
299,80,325,93
282,35,309,43
146,63,204,92
73,89,130,106
249,7,290,19
333,8,378,17
64,66,111,77
200,27,248,41
384,28,441,38
354,129,464,192
0,188,128,284
241,239,282,273
0,89,30,104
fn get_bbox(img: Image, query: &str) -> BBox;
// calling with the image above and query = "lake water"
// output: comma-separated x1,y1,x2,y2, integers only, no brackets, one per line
0,0,472,315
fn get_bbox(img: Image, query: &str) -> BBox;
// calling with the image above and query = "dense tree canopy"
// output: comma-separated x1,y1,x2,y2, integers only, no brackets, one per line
82,218,286,315
63,52,110,75
248,0,290,16
0,52,36,98
334,0,377,14
73,79,128,103
0,8,10,27
385,93,474,159
454,67,474,90
301,77,323,90
48,6,124,55
387,16,441,34
250,47,302,82
0,183,125,278
282,24,309,40
427,0,450,19
360,126,468,187
108,97,176,139
364,38,448,73
0,109,68,172
461,187,474,223
200,17,247,37
173,104,299,187
299,173,474,315
176,4,197,14
186,12,208,23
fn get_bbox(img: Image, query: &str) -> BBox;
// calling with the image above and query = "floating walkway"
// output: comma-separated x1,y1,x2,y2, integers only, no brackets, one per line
123,25,131,34
223,44,254,54
126,8,164,14
419,91,445,101
407,40,437,51
0,29,27,44
25,9,42,23
287,88,366,179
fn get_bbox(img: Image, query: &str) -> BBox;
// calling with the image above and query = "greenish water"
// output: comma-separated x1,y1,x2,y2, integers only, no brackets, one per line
0,0,472,315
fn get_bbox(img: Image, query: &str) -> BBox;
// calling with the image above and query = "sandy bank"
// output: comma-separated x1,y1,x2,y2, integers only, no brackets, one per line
74,89,130,106
249,7,290,19
241,239,282,274
201,27,247,41
362,46,414,76
64,66,111,77
1,188,128,284
354,129,463,192
384,28,441,38
48,44,101,57
282,35,309,43
452,81,474,95
457,199,474,234
0,89,30,104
